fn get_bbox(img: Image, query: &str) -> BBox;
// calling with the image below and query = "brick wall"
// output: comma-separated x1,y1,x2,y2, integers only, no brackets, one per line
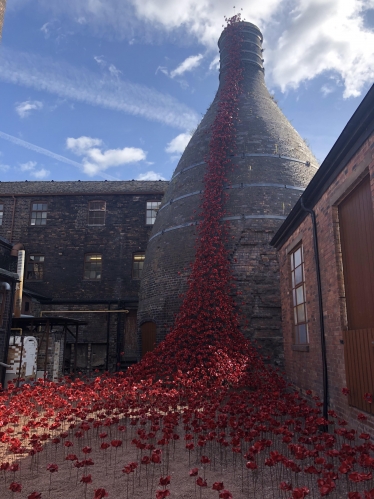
278,133,374,431
0,183,166,375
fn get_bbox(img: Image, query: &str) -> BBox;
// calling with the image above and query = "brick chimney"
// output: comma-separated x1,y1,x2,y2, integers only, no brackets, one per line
137,21,318,365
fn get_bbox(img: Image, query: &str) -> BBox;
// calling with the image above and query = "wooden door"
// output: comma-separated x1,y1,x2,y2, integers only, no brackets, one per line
339,175,374,413
141,322,156,357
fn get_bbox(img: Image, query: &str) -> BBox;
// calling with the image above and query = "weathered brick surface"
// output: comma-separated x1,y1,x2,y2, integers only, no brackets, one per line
0,182,166,374
277,133,374,431
137,23,318,365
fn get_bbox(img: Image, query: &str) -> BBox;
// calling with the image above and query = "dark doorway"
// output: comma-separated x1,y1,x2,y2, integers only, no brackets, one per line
141,321,156,357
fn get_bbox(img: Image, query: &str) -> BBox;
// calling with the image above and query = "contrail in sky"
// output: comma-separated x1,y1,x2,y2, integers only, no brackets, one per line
0,130,117,180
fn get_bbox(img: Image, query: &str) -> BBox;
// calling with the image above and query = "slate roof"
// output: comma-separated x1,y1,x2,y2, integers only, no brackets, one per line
0,181,169,196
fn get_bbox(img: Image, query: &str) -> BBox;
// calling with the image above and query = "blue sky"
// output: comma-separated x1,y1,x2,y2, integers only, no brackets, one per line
0,0,373,182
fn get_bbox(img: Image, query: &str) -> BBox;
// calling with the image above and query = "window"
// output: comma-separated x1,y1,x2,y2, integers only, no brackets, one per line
26,255,45,280
88,201,106,225
84,254,102,280
290,245,308,344
30,202,48,226
146,201,161,225
132,252,145,279
0,202,3,226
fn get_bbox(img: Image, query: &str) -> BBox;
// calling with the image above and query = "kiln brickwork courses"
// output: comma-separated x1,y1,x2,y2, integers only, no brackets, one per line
137,22,318,365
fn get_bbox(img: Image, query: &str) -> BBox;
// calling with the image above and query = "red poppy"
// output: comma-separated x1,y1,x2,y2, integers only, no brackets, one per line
279,482,292,491
81,475,92,484
156,491,170,499
219,491,233,499
47,463,58,473
9,482,22,493
28,493,41,499
212,482,224,491
189,468,198,476
292,487,309,498
196,477,207,487
159,476,171,486
111,440,122,448
93,489,108,499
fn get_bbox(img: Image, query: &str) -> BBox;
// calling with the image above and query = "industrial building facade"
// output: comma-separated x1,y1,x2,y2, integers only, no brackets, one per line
271,84,374,431
0,181,166,379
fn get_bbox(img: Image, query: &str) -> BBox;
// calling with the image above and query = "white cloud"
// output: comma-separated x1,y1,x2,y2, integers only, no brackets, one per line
15,100,43,118
165,133,191,154
20,160,37,171
108,64,122,78
321,84,335,97
0,164,10,172
209,55,220,71
266,0,374,98
66,136,103,155
0,130,118,180
40,22,52,38
0,48,199,130
170,54,203,78
66,136,147,176
137,170,166,180
31,168,50,179
8,0,374,97
94,55,106,67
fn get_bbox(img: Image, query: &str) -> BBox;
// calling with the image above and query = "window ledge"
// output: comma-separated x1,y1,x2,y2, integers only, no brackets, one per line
292,344,309,352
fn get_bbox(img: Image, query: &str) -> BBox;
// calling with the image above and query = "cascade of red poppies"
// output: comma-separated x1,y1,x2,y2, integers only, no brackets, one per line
129,14,265,387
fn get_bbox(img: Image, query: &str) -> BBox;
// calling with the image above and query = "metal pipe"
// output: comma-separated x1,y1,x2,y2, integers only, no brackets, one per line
42,299,138,305
2,281,16,388
106,304,111,371
13,250,25,318
44,319,50,379
300,197,329,421
10,196,17,243
40,310,129,314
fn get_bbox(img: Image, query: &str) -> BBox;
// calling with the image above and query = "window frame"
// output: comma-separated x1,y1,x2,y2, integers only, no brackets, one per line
88,200,106,226
26,254,45,281
83,253,103,281
146,201,161,225
290,244,309,345
30,202,48,226
132,252,145,280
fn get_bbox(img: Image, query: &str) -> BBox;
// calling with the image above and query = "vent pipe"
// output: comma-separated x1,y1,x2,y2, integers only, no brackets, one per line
14,250,25,318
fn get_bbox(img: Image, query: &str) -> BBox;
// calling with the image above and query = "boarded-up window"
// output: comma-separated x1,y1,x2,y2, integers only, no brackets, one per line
124,310,137,360
141,321,156,357
91,344,106,368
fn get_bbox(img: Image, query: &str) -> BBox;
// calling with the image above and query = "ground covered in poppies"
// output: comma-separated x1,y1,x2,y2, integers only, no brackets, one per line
1,15,374,499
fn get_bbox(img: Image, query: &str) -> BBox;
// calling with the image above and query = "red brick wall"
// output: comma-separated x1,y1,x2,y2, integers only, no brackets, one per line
278,133,374,431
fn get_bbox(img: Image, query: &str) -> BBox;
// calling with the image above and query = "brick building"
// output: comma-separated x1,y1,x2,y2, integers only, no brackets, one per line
271,84,374,431
0,235,18,384
0,181,166,375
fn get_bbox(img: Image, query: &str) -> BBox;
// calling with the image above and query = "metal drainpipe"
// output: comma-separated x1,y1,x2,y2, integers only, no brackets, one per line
300,197,329,421
105,303,111,371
